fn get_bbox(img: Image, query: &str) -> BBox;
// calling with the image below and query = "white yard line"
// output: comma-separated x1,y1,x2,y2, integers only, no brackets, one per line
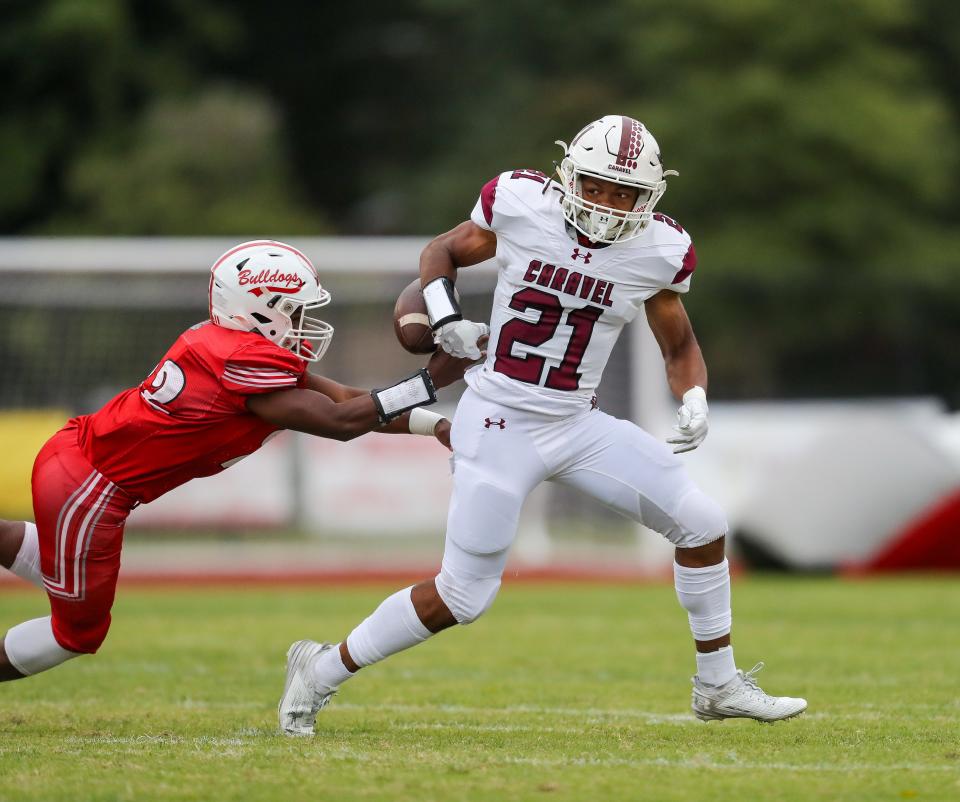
500,755,960,774
396,721,616,735
49,736,958,775
156,697,951,723
335,701,698,723
335,701,890,723
30,696,946,724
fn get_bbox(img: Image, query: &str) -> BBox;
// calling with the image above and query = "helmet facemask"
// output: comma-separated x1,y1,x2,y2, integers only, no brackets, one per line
274,292,334,363
557,156,674,243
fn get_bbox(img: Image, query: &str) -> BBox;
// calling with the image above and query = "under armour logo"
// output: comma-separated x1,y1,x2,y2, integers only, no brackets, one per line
571,248,592,264
484,417,506,429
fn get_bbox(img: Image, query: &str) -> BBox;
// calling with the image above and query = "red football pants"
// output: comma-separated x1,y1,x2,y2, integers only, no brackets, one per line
32,423,136,653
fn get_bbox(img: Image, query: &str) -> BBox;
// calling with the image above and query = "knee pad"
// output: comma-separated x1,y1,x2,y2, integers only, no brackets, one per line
434,564,502,625
668,489,728,548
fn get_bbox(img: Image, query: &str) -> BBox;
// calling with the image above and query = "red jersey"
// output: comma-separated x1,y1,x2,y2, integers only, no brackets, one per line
75,321,308,503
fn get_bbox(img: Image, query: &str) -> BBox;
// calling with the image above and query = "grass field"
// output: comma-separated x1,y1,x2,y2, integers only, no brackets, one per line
1,576,959,801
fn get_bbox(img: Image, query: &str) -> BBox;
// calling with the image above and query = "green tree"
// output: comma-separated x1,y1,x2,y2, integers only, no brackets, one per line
46,87,327,234
1,0,326,234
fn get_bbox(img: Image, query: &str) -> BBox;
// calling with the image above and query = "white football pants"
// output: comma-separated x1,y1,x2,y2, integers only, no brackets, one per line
435,387,727,624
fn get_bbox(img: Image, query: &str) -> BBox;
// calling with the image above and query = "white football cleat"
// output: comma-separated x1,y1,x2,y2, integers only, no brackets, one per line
278,639,336,737
691,662,807,723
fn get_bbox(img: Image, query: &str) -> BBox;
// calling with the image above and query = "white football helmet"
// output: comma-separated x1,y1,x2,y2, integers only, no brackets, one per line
208,240,334,362
556,115,678,243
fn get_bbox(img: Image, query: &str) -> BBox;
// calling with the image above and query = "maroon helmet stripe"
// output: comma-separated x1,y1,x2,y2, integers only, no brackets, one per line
480,176,499,226
616,116,642,167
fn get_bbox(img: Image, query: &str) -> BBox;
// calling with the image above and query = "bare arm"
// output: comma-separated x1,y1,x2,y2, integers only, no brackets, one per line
251,372,449,444
302,372,365,403
245,387,383,442
644,290,707,401
419,221,497,287
295,372,430,435
297,373,411,434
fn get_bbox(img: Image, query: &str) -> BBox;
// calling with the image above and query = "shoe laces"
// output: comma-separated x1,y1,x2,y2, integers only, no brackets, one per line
315,688,336,711
737,662,768,697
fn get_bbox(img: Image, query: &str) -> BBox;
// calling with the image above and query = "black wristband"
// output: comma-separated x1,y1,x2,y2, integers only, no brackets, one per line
370,368,438,424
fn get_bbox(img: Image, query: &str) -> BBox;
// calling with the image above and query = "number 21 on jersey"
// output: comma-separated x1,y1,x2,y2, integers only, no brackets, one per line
494,288,602,391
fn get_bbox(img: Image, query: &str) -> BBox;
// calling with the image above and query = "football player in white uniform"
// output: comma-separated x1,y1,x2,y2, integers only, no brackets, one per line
279,115,807,734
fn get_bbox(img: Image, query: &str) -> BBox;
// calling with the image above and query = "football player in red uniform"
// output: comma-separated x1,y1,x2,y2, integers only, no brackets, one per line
0,240,457,682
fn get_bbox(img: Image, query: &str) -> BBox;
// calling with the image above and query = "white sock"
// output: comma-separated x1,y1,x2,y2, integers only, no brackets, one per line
4,616,80,676
695,645,737,686
310,646,355,694
9,522,43,589
341,586,432,671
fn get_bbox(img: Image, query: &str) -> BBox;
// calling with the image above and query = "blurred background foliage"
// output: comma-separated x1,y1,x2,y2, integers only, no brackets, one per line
2,0,958,405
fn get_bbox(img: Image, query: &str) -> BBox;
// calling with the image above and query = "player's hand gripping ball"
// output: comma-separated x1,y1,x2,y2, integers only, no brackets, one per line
393,279,439,354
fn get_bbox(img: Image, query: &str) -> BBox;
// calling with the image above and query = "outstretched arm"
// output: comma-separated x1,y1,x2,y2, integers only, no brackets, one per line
306,371,451,445
246,386,382,442
301,372,366,403
247,372,451,447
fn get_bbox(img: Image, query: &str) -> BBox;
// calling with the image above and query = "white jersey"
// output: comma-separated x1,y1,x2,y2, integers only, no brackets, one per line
465,168,697,417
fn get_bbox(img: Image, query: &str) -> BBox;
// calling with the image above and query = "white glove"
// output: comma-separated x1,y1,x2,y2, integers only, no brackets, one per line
434,319,490,360
667,386,709,454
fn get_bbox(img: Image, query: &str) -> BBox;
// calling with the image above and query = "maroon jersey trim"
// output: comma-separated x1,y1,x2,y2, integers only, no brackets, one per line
671,243,697,285
480,177,499,226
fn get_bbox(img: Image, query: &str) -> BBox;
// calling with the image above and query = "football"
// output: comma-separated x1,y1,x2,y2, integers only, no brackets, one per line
393,278,437,354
